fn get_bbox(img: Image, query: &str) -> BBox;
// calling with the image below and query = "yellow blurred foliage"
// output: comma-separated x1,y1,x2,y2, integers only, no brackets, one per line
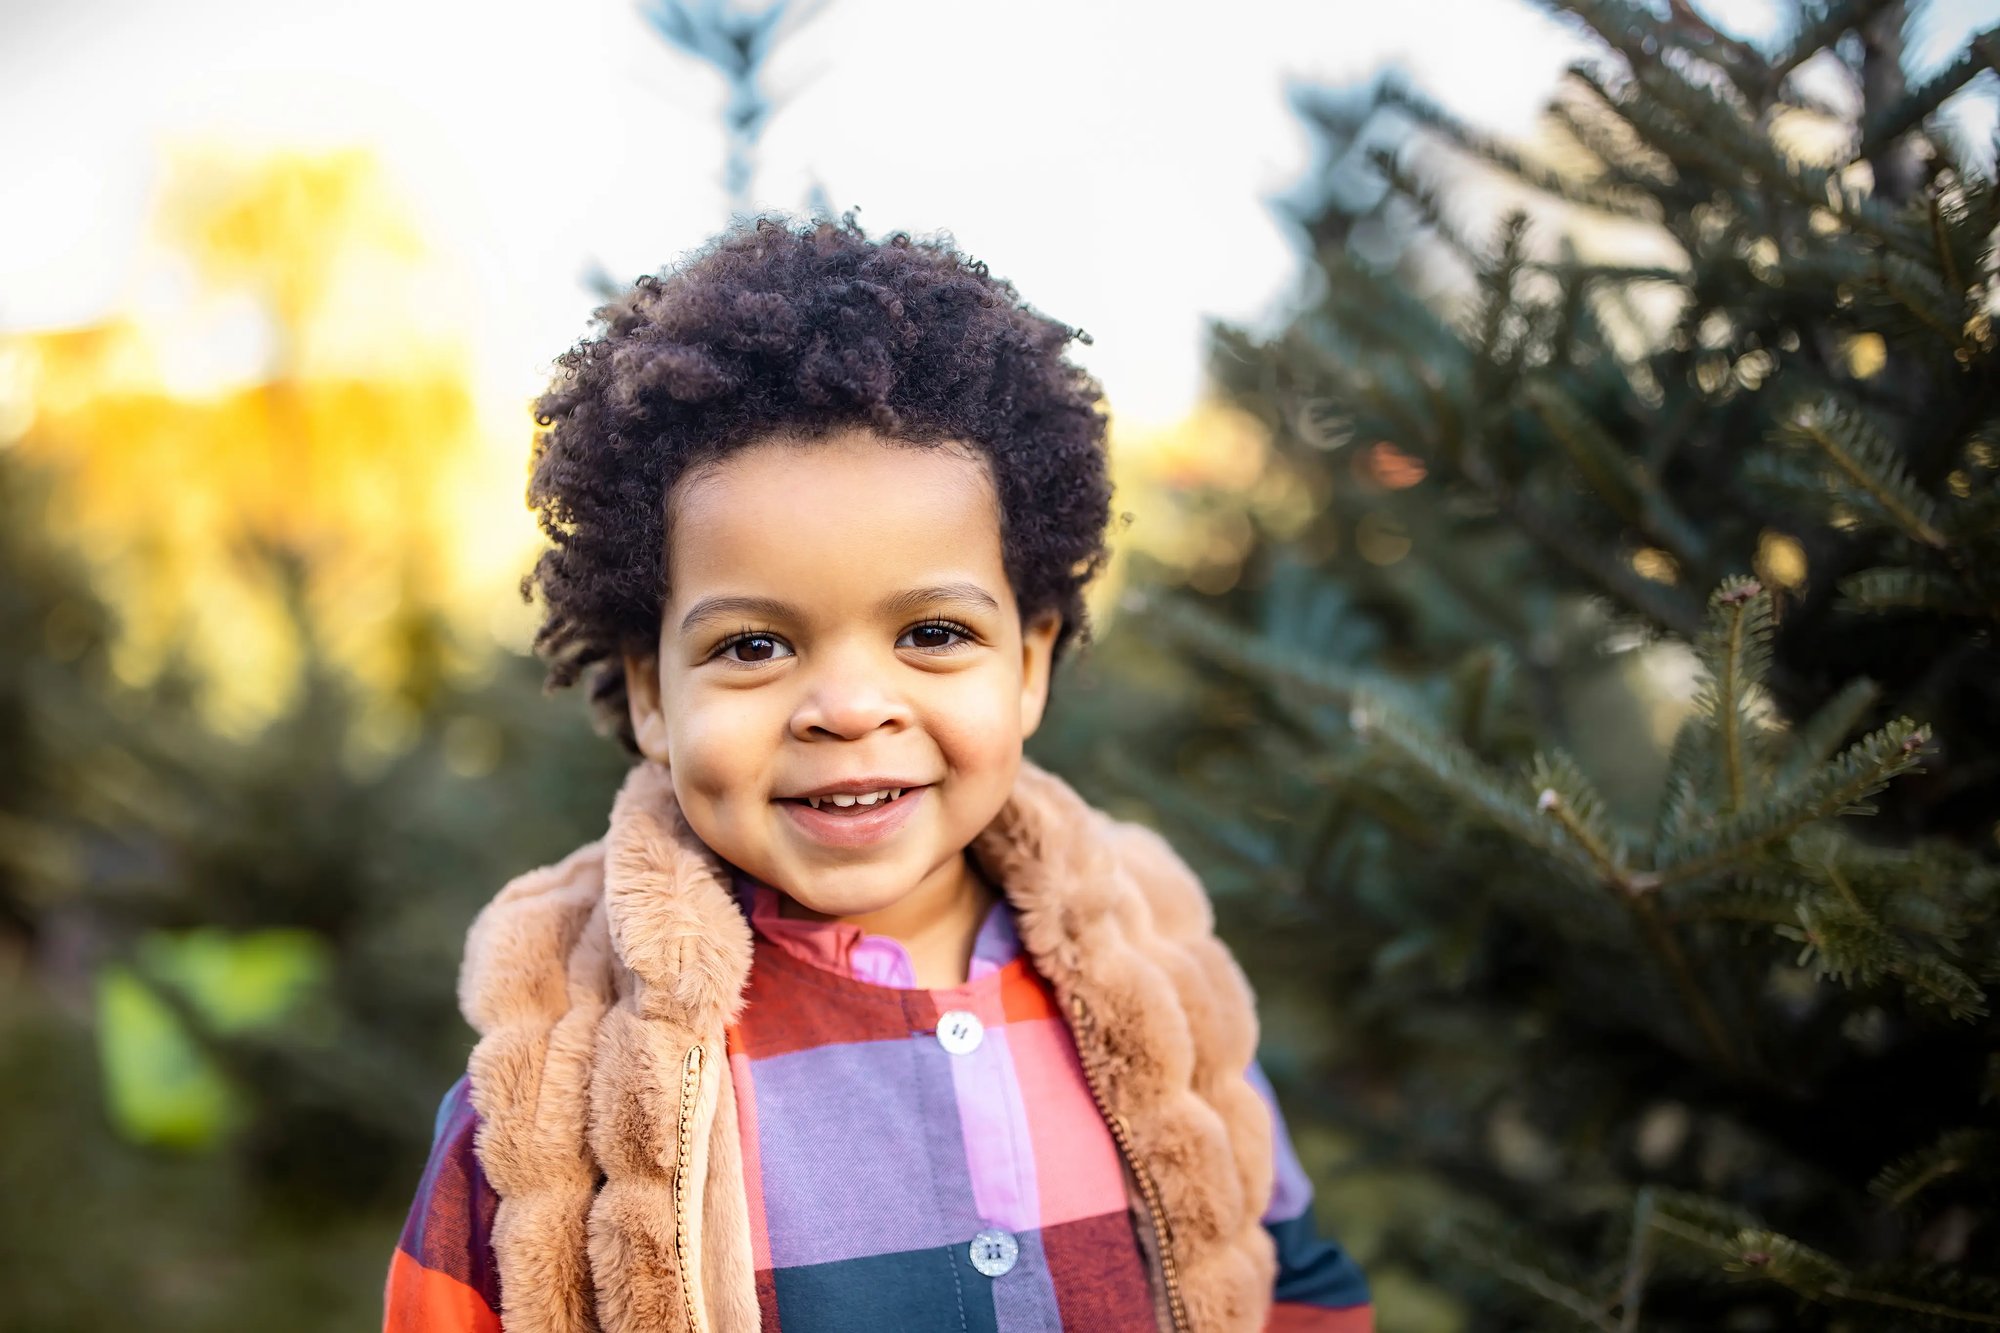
3,149,1309,729
4,148,526,737
1094,401,1302,610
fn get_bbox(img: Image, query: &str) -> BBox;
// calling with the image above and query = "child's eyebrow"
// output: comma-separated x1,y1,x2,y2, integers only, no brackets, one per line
678,582,1002,636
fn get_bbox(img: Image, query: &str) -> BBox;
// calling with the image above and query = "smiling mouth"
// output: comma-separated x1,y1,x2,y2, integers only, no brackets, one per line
782,786,923,813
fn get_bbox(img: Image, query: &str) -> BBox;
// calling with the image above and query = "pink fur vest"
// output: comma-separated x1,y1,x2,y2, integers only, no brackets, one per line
457,757,1278,1332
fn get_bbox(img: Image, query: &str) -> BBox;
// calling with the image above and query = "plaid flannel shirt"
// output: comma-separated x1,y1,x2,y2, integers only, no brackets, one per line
386,873,1373,1331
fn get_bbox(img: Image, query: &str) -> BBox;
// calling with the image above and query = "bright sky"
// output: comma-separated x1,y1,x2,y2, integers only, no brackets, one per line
0,0,1993,428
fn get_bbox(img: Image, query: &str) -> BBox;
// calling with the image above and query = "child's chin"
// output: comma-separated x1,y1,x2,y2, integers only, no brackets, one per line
778,875,915,919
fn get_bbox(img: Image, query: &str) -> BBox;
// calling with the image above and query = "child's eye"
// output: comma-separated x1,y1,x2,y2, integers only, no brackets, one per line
898,620,973,652
714,631,794,665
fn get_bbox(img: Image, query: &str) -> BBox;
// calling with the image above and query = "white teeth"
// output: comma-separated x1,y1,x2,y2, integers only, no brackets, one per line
805,788,902,810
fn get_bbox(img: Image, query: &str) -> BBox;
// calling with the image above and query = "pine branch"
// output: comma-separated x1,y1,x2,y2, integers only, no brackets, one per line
1620,57,1931,262
1279,332,1440,465
1879,250,1977,354
1521,379,1647,527
640,0,830,212
1447,643,1514,748
1793,825,1994,948
1647,1193,2000,1323
1772,396,1948,549
1729,1229,1851,1293
1539,261,1689,286
1465,452,1708,639
1661,0,1766,84
1930,190,1968,296
1858,25,2000,158
1122,589,1373,711
1547,243,1592,369
1351,693,1591,874
1528,750,1637,885
1375,708,1745,1063
1548,93,1674,192
1181,629,1757,1061
1602,66,1752,198
1629,890,1744,1069
1871,1126,1997,1209
1768,0,1903,84
1892,953,1991,1019
1303,756,1451,852
1526,0,1664,69
1641,1186,1769,1272
1653,717,1714,852
1474,212,1534,381
1366,147,1484,264
1520,377,1709,567
1545,0,1752,94
1095,743,1290,881
1783,896,1989,1019
1379,80,1659,220
1774,676,1882,791
1432,1213,1622,1331
1654,719,1931,886
1840,567,1989,618
1757,1241,2000,1325
1693,577,1775,817
1662,877,1806,926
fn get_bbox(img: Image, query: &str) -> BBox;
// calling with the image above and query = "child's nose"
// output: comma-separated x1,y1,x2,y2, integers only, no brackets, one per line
788,666,915,741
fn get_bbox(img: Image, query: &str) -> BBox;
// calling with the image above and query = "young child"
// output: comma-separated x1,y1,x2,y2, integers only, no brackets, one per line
384,216,1372,1332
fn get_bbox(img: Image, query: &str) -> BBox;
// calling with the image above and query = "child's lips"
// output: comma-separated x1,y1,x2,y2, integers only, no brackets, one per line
777,785,926,848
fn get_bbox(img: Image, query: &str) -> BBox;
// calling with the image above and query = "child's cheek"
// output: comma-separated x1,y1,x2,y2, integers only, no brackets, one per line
663,689,784,842
923,681,1028,825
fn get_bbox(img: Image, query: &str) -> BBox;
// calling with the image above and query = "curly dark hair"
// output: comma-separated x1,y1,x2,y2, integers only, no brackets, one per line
520,214,1116,752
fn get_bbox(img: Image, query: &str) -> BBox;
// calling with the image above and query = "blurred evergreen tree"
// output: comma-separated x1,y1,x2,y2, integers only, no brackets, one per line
1047,1,2000,1327
0,455,115,966
4,7,845,1319
0,447,629,1329
640,0,829,214
0,136,648,1328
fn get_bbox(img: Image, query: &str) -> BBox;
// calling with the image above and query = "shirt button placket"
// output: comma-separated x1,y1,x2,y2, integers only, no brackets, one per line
937,1011,1013,1280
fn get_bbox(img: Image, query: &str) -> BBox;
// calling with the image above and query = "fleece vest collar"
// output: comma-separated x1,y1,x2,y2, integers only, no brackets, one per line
458,757,1278,1332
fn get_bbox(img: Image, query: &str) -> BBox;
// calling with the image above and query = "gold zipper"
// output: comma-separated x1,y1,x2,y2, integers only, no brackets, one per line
1067,993,1192,1333
675,1042,707,1333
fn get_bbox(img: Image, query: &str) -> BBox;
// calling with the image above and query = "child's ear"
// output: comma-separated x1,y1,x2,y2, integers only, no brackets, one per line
623,651,671,764
1017,610,1063,739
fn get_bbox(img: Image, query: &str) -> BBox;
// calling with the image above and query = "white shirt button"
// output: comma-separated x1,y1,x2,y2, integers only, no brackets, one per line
936,1009,983,1055
969,1227,1018,1277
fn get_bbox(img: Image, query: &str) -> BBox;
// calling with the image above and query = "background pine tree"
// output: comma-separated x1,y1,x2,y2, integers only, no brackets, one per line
0,447,630,1328
1038,1,2000,1327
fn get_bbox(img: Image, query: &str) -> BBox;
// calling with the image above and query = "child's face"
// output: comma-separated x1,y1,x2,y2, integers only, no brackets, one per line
624,428,1061,920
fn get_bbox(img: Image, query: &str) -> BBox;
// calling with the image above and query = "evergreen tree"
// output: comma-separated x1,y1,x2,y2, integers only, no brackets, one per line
0,457,632,1328
1047,2,2000,1327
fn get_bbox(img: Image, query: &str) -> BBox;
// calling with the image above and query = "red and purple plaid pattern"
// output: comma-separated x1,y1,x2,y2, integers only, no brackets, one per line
385,875,1373,1331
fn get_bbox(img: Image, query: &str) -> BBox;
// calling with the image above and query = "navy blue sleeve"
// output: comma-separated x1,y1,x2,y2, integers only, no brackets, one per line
1246,1059,1373,1330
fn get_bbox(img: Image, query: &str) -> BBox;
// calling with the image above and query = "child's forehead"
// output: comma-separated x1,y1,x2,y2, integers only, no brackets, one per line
671,431,995,522
663,432,1010,605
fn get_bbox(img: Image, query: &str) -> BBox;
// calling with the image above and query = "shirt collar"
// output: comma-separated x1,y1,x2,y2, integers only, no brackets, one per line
730,869,1021,989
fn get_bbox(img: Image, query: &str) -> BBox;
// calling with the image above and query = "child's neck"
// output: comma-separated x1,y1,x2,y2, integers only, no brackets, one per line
776,852,999,989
